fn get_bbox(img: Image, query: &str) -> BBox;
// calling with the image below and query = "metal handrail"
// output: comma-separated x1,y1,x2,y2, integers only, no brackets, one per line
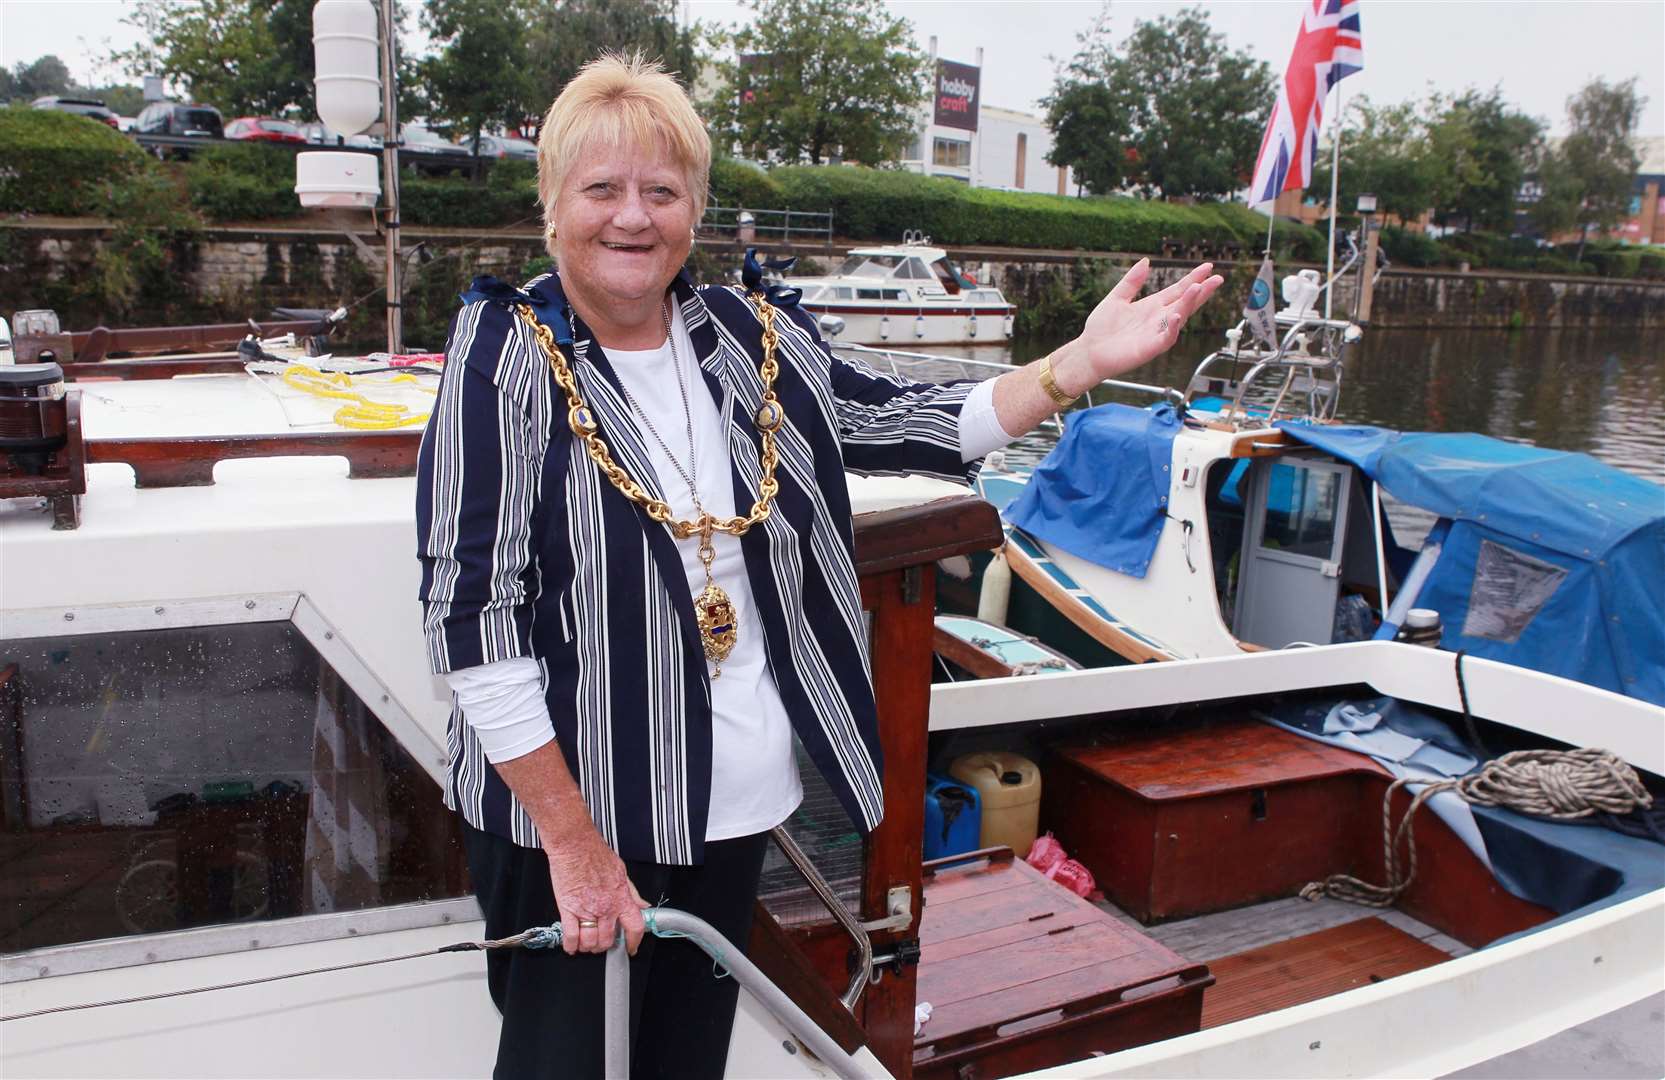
768,825,874,1011
603,909,870,1079
832,342,1185,415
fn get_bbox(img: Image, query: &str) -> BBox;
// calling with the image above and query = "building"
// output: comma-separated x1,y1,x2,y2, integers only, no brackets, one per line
897,46,1077,196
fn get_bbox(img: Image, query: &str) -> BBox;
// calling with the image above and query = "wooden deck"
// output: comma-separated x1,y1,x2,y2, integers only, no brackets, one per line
1200,916,1452,1029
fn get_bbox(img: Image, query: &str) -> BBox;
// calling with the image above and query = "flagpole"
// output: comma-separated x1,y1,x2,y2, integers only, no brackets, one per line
1324,82,1345,320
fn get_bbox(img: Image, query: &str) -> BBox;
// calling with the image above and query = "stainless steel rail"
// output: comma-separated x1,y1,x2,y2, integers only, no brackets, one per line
602,909,872,1079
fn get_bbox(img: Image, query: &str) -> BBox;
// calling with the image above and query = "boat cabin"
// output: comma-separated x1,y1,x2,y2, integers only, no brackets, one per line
789,239,1014,346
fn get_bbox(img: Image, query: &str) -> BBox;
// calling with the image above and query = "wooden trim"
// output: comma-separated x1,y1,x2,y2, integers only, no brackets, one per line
1229,430,1294,457
84,431,422,487
747,903,868,1055
852,496,1003,576
63,357,249,381
1005,545,1173,664
17,319,326,365
931,625,1019,679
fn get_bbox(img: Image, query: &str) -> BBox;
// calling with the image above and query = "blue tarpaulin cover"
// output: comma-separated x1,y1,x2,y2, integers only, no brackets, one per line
1004,403,1181,579
1276,423,1665,707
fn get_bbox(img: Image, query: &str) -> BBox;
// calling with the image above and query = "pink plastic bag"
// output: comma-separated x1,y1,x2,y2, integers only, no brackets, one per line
1026,832,1100,899
1026,832,1066,873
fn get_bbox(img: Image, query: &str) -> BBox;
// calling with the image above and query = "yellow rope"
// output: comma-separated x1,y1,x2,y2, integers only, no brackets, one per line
279,365,436,430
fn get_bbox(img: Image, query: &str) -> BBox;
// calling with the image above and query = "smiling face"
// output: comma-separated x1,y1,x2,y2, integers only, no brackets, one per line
551,136,697,341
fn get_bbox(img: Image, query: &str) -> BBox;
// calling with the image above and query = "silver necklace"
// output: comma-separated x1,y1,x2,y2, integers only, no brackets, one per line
614,300,706,514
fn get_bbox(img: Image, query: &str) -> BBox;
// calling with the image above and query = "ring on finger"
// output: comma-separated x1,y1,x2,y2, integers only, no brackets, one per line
578,918,598,928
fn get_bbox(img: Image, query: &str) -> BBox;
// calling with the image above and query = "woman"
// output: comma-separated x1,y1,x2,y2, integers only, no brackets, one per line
416,52,1222,1079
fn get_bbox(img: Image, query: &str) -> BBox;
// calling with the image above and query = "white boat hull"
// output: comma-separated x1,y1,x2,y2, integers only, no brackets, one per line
799,302,1013,346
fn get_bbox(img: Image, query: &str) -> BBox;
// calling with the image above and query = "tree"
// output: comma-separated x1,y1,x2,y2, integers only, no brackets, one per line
116,0,313,115
1043,5,1133,194
1422,88,1543,231
417,0,536,154
1311,96,1438,225
714,0,930,166
1553,77,1645,256
13,55,75,100
522,0,703,124
1045,6,1272,199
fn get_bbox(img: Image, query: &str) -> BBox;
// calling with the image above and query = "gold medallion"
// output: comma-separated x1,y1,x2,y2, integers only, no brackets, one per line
695,582,738,674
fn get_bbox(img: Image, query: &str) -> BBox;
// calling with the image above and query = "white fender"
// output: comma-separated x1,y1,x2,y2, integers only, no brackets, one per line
977,546,1013,625
879,314,890,341
914,313,926,339
968,314,978,338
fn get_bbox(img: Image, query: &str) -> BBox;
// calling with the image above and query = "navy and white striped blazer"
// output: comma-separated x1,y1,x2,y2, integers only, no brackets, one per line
415,264,979,864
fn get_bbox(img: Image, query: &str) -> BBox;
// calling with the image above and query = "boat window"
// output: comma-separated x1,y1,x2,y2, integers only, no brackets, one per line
857,288,884,300
902,258,933,280
1259,462,1343,559
969,289,1003,302
0,622,467,953
834,254,903,279
884,289,907,300
798,286,823,302
831,286,854,299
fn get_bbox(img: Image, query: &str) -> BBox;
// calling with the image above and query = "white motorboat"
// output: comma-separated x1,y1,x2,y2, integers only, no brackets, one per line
788,235,1015,346
1,349,1660,1078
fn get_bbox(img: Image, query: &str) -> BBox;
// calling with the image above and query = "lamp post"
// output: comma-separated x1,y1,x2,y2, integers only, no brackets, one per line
1357,193,1381,323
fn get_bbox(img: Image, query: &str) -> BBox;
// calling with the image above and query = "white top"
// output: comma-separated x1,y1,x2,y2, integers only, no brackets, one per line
445,311,1017,843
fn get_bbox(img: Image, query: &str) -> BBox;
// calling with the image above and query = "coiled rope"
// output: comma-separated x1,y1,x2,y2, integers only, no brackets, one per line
0,911,718,1023
1302,747,1654,907
279,365,436,430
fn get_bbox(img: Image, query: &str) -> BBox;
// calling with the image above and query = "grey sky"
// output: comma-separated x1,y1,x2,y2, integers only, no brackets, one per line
3,0,1661,137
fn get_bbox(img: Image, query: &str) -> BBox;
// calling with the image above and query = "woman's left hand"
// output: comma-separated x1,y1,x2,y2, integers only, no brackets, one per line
1052,259,1225,393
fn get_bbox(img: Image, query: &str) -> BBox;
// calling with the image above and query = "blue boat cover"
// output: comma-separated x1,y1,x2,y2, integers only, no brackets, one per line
1004,403,1181,579
1277,423,1665,707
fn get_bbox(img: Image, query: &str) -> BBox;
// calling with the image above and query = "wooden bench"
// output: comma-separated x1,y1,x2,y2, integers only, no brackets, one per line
913,848,1211,1080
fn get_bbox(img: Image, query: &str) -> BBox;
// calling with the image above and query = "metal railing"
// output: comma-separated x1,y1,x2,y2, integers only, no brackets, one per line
831,340,1183,432
602,908,869,1078
703,205,835,244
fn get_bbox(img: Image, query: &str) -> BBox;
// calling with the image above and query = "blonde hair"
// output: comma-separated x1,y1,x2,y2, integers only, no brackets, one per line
536,51,711,256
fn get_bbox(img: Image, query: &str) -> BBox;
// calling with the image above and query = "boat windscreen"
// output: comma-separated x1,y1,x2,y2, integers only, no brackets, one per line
836,254,903,278
0,622,468,953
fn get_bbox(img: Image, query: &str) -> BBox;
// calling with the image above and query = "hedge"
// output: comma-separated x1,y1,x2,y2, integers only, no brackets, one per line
187,143,308,221
0,106,151,216
704,161,1324,261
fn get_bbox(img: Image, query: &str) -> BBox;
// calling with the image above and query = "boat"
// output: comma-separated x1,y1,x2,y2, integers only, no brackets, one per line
1,350,1661,1078
788,233,1016,345
846,259,1665,711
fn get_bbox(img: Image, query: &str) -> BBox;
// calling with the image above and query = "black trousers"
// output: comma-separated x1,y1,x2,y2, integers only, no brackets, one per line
462,821,770,1080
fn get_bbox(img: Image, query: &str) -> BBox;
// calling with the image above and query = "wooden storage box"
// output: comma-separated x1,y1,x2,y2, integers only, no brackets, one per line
912,849,1210,1080
1043,718,1386,922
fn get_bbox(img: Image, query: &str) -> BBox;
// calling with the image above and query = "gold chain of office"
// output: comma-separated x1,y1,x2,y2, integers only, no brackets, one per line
513,294,785,542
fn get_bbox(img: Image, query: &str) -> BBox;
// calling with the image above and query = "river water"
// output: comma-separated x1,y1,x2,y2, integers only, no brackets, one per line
920,326,1665,486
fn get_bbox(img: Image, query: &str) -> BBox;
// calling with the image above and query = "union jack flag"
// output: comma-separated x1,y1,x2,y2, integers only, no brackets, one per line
1248,0,1364,208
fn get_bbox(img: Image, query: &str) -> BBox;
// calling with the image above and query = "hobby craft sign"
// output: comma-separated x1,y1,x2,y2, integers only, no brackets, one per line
934,58,980,131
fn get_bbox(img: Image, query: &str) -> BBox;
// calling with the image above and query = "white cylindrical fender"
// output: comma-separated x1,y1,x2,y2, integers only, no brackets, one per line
1003,313,1014,337
978,547,1013,625
914,313,926,339
879,314,890,341
968,313,978,338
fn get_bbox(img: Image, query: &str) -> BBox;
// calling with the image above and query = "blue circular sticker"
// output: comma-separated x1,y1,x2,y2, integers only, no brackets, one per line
1248,279,1272,311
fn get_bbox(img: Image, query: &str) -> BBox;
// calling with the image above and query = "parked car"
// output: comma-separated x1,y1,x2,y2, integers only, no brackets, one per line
135,101,225,139
473,134,538,161
399,124,470,175
299,120,382,150
31,96,120,128
225,117,307,144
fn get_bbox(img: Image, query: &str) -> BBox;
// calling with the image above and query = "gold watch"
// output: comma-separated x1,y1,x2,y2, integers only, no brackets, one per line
1037,353,1078,408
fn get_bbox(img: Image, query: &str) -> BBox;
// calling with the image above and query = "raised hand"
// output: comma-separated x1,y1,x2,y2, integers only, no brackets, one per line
1055,258,1225,391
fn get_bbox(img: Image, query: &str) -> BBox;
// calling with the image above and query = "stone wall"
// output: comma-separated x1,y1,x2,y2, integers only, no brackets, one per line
6,223,1663,335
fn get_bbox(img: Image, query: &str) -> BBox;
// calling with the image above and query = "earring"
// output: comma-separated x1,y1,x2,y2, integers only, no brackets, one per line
544,222,557,240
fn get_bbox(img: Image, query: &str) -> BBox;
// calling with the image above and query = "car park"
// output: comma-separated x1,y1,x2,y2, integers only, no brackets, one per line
225,117,307,144
398,124,471,175
31,96,120,128
299,120,382,150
